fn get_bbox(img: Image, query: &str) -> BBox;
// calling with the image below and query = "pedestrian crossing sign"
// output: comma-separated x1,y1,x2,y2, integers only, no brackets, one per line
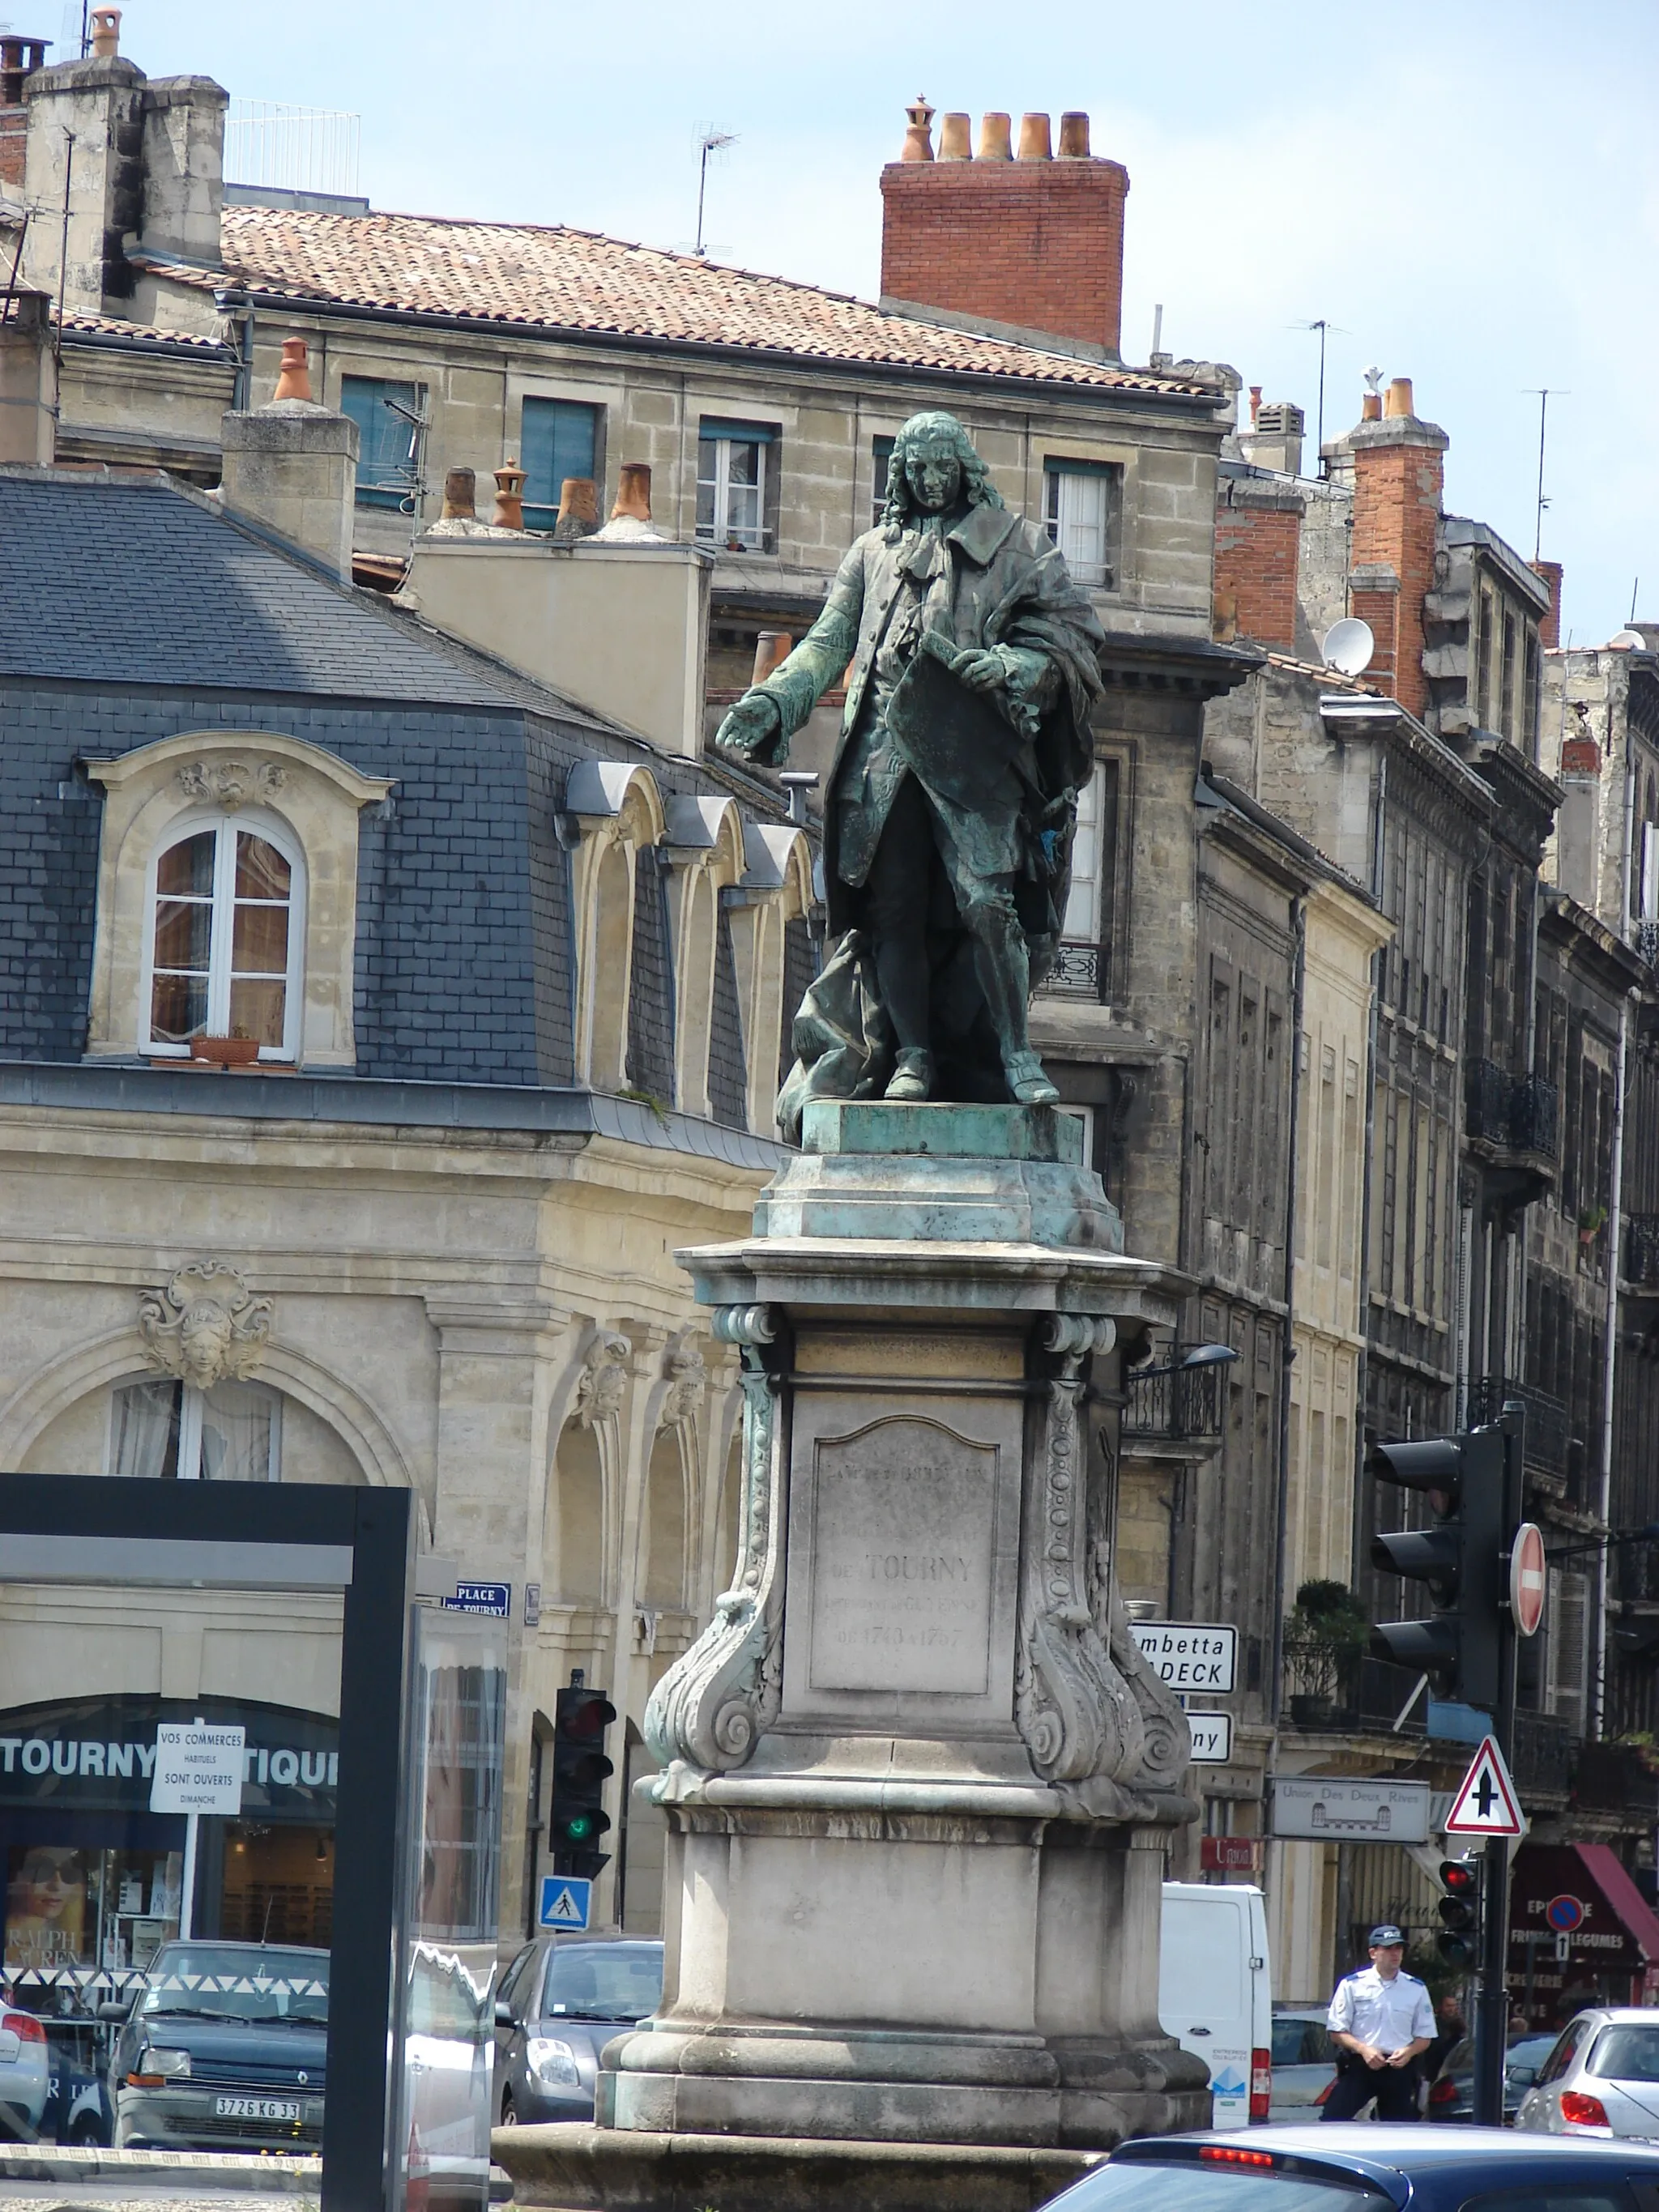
538,1874,593,1931
1444,1735,1525,1839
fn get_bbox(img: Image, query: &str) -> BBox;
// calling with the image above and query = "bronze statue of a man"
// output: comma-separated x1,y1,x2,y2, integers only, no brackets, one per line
717,410,1105,1133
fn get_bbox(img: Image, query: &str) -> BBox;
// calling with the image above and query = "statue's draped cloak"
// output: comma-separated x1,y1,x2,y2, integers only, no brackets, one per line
751,501,1106,1139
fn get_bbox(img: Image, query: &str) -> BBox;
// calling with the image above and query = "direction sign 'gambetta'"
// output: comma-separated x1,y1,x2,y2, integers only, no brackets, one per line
1128,1622,1238,1693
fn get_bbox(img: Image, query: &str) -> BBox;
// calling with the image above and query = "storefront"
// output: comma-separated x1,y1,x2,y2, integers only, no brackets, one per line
1508,1843,1659,2028
0,1694,338,1979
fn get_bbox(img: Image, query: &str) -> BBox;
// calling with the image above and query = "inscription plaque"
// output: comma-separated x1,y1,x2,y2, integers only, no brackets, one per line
808,1415,996,1695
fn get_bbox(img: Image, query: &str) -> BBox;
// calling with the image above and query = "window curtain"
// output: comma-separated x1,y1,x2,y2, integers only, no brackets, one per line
111,1379,182,1479
198,1382,275,1481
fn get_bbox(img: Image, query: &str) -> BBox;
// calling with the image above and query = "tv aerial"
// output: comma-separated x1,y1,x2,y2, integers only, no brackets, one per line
1320,618,1375,676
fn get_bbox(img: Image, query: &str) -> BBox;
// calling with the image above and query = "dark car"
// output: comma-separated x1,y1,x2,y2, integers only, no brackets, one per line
493,1935,662,2126
104,1939,327,2152
1427,2031,1559,2124
1046,2122,1659,2212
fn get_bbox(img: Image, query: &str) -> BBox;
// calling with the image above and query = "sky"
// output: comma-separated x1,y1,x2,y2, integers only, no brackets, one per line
51,0,1657,642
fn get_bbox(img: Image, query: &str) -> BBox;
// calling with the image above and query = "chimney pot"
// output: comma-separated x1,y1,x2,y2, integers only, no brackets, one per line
440,467,476,522
1056,111,1090,157
1248,385,1262,428
88,6,119,57
612,462,653,523
752,630,793,684
492,458,527,531
1361,392,1383,421
1017,112,1051,160
900,95,935,162
978,112,1012,160
937,111,972,160
272,336,313,405
1384,375,1414,420
555,476,599,539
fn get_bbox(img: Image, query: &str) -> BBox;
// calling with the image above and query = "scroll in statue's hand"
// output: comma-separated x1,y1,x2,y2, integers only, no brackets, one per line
715,689,785,762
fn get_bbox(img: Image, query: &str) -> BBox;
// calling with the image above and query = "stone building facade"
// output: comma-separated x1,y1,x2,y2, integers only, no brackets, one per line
0,458,820,1960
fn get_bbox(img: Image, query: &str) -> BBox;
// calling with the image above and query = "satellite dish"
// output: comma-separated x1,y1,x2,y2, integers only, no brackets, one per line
1321,617,1375,676
1610,629,1647,651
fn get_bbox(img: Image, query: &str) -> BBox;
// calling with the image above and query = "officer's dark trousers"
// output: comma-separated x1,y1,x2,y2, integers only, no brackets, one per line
1321,2057,1420,2120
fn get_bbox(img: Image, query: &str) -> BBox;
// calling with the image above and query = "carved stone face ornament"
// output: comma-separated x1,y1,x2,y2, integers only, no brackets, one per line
574,1330,631,1428
137,1260,272,1389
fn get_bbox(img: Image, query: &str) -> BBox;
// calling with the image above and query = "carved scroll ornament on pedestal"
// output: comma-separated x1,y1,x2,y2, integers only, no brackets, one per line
1014,1312,1192,1797
645,1304,783,1772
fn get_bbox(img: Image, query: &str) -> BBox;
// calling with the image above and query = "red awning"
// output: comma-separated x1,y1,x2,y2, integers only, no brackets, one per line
1572,1843,1659,1965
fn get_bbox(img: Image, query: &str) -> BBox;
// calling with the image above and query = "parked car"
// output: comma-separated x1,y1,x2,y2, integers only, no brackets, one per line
1042,2121,1659,2212
1427,2030,1557,2124
104,1940,327,2152
1516,2008,1659,2139
1158,1883,1273,2129
41,2018,111,2145
0,2000,49,2141
1269,2007,1338,2122
493,1935,663,2126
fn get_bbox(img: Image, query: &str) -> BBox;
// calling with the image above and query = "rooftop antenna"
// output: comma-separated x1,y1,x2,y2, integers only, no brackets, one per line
1525,388,1567,562
694,126,737,258
1292,317,1350,474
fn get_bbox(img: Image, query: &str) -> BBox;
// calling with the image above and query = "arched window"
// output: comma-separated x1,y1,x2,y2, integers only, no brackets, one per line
642,1429,687,1609
552,1421,607,1603
109,1375,280,1480
144,815,304,1059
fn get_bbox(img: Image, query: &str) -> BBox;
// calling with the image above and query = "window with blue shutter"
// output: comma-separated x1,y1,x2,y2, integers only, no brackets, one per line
521,399,601,531
339,375,424,510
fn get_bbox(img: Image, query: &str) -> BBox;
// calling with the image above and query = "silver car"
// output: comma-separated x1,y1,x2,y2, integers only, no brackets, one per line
1516,2008,1659,2137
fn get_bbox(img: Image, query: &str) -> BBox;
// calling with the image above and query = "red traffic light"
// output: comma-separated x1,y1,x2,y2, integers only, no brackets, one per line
1439,1859,1478,1894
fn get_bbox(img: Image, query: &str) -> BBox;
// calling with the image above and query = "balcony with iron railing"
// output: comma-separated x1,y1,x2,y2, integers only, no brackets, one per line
1464,1376,1574,1480
1512,1708,1579,1802
1281,1646,1428,1737
1574,1738,1659,1820
1627,1214,1659,1290
1465,1059,1559,1161
1121,1344,1232,1446
1039,940,1102,999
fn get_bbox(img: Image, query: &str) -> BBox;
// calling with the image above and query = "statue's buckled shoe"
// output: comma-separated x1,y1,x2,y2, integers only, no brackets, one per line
885,1051,934,1102
1004,1051,1059,1106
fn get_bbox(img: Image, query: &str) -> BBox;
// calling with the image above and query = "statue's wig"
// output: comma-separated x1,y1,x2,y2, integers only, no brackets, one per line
881,411,1004,535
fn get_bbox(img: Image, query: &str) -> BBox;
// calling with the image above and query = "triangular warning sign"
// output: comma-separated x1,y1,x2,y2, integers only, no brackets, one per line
1444,1734,1525,1838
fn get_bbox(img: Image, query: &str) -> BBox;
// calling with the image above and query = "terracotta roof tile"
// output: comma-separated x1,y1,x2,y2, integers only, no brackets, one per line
58,308,231,352
187,204,1215,397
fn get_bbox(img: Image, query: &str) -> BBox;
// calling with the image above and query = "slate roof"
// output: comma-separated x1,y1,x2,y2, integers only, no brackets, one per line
147,204,1218,398
0,468,527,706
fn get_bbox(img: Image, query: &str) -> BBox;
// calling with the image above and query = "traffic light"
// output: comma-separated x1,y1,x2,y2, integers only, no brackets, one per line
1435,1857,1480,1968
549,1677,616,1880
1367,1426,1508,1711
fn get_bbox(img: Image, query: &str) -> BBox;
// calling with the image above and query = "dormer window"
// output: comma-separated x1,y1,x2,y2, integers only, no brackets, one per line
145,817,303,1059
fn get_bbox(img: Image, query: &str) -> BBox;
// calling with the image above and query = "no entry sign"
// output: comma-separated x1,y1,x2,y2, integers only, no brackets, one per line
1511,1523,1546,1638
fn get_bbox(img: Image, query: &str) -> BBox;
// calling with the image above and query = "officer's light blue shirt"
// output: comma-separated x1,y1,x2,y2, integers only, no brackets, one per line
1327,1964,1435,2052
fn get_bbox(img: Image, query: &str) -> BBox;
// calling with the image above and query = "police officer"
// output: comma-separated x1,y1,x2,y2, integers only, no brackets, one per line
1323,1924,1435,2120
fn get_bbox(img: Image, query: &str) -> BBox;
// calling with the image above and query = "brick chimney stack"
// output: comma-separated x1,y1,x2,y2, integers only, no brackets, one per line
1531,560,1563,649
1347,376,1448,718
0,33,47,186
879,100,1129,357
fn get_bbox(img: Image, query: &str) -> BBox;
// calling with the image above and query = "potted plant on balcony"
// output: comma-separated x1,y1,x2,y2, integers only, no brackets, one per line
1578,1204,1609,1245
1283,1579,1371,1728
189,1025,260,1069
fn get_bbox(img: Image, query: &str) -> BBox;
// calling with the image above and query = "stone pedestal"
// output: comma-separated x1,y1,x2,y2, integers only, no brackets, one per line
496,1104,1207,2209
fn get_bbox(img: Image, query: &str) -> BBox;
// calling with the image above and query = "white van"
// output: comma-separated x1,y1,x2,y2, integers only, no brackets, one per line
1158,1881,1273,2130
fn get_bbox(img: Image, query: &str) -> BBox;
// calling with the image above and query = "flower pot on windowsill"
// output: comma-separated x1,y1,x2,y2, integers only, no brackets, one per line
190,1034,260,1068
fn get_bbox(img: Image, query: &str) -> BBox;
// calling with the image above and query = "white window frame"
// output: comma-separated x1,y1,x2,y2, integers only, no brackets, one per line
1063,765,1106,943
697,432,770,553
140,808,305,1061
107,1376,282,1481
1640,820,1659,922
1044,465,1115,590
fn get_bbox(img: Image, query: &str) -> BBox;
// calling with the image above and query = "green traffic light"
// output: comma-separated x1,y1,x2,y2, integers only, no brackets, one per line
566,1813,595,1840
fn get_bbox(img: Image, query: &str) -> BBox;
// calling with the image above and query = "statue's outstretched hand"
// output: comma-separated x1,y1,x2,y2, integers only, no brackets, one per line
716,688,786,761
